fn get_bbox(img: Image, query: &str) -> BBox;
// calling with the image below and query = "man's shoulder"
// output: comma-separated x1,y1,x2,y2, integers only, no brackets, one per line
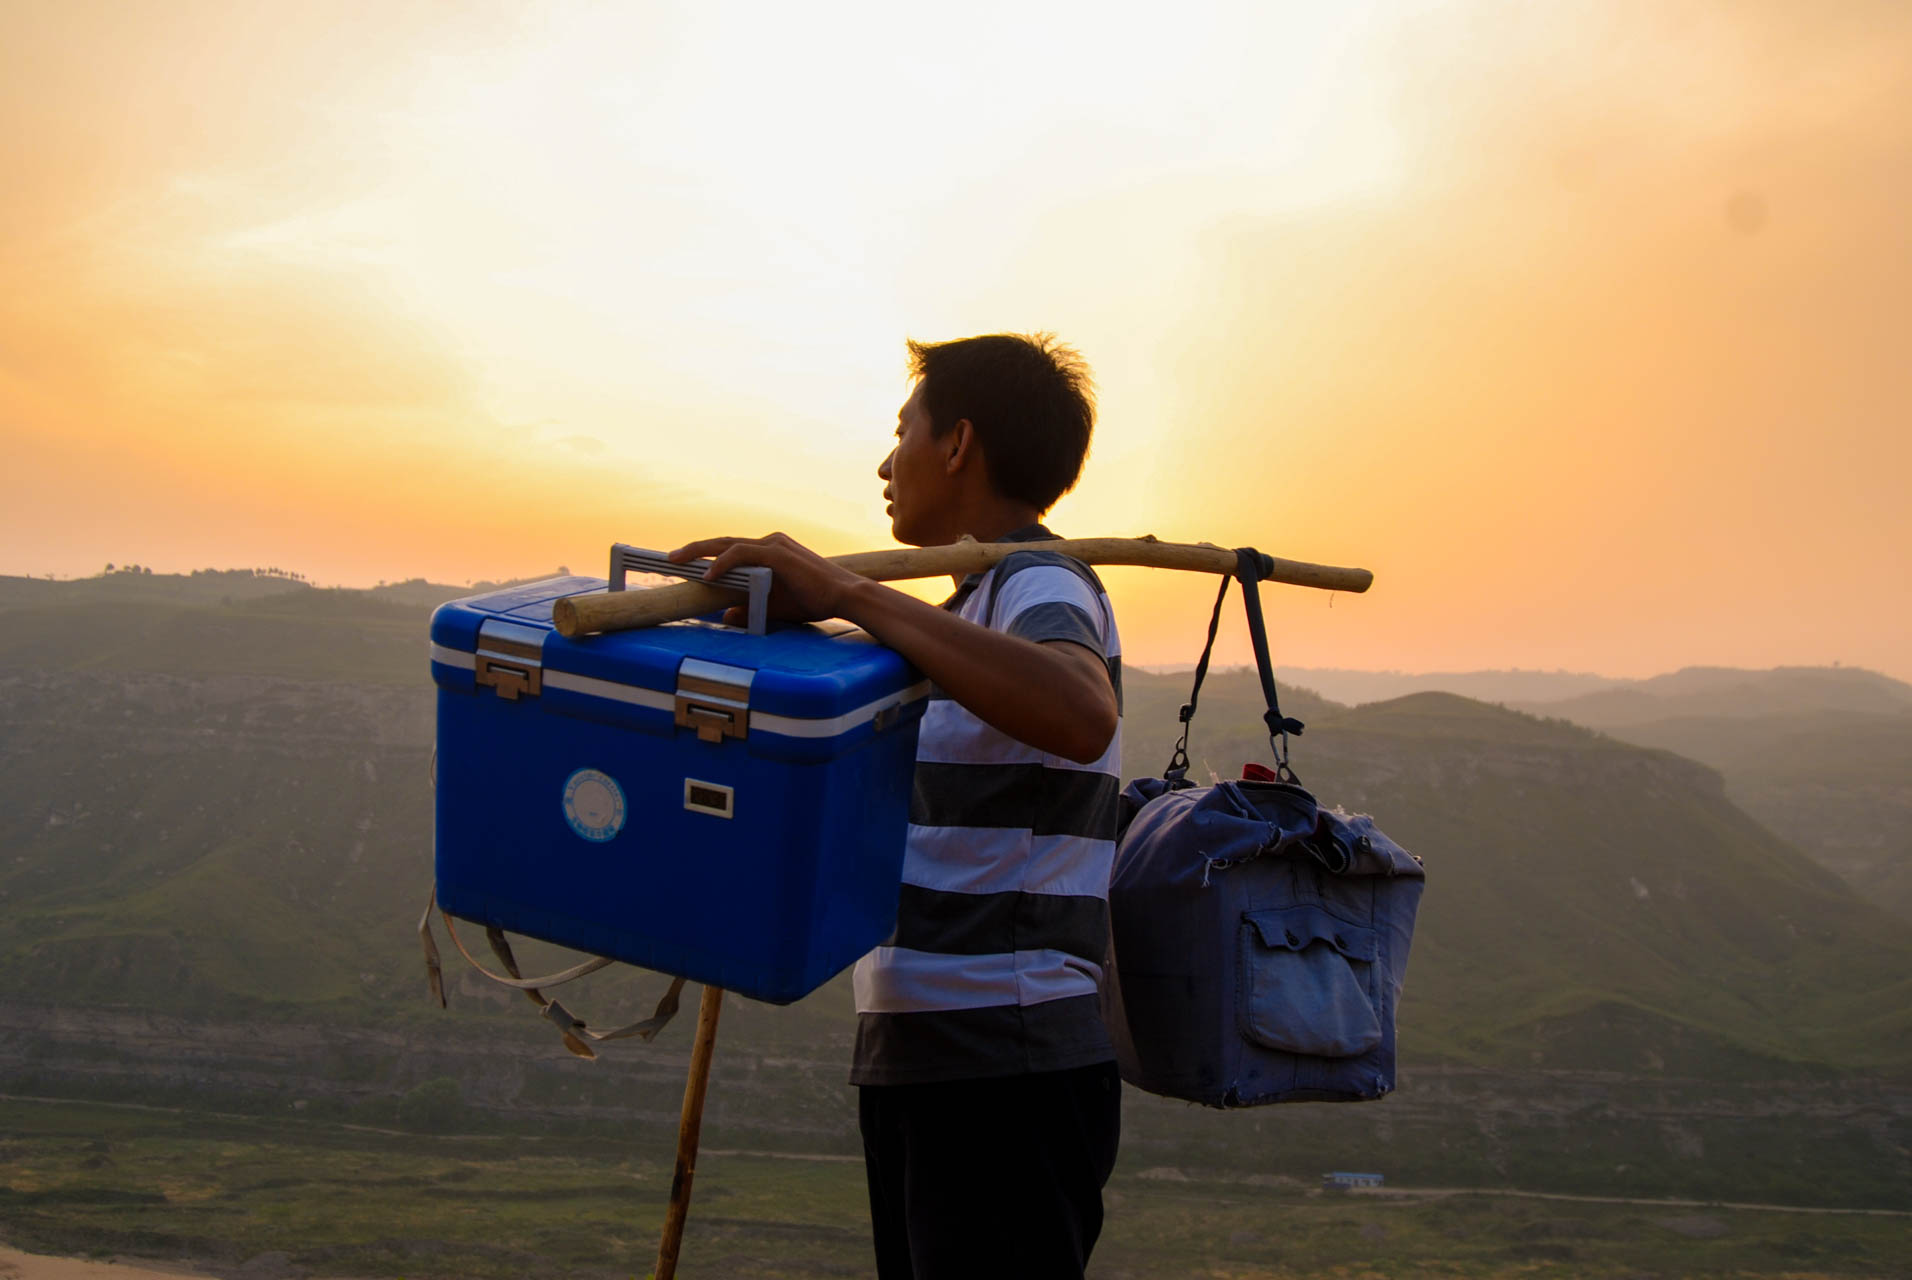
971,551,1119,662
988,549,1109,597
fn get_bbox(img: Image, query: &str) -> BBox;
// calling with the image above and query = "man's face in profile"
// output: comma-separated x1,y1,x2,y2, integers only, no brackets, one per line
879,382,949,547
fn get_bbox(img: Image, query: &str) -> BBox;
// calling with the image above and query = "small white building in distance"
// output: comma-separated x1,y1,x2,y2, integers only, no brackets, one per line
1322,1171,1384,1191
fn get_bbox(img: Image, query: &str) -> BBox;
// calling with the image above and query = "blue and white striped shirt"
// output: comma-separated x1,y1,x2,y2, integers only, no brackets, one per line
850,525,1123,1085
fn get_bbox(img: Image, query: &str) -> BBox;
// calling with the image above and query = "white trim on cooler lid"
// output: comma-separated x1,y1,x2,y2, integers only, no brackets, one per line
431,644,476,669
542,669,676,713
433,645,929,738
540,669,930,738
751,680,932,738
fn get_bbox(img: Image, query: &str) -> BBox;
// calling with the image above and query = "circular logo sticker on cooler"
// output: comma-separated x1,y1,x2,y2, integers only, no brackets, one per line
562,768,626,843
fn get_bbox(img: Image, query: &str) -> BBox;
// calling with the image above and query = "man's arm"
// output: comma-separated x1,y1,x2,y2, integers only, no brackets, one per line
669,533,1118,765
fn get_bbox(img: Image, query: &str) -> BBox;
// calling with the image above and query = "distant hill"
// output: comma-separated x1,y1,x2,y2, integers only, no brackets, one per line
363,578,476,608
1487,667,1912,922
5,577,1909,1085
1509,665,1912,726
1603,712,1912,919
1252,662,1912,723
1266,666,1628,707
0,570,566,614
1300,694,1911,1074
1229,660,1912,924
0,568,313,609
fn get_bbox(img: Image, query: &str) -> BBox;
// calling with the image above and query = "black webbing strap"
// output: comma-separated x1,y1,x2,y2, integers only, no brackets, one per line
1164,575,1231,781
1164,547,1304,784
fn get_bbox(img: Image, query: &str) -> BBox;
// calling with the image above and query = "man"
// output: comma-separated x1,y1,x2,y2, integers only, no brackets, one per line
671,332,1122,1280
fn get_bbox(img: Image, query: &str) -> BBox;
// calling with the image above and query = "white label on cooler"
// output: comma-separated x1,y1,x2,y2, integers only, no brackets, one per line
563,768,627,842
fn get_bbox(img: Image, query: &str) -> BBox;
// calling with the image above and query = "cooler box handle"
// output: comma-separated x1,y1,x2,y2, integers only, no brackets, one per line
608,544,773,636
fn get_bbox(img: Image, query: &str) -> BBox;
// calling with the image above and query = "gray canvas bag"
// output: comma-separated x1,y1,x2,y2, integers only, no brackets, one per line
1102,550,1426,1106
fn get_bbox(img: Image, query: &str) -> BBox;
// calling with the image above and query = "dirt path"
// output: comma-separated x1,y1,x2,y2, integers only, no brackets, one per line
0,1246,224,1280
1353,1185,1912,1217
0,1247,379,1280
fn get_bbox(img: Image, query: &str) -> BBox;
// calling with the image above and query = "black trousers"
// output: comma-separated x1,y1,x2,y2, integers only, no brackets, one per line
857,1061,1122,1280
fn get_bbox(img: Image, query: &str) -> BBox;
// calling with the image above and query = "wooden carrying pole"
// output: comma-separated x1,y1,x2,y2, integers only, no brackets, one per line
554,536,1372,638
654,984,725,1280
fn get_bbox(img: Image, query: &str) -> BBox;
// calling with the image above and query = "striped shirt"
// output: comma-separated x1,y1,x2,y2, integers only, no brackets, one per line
850,524,1123,1085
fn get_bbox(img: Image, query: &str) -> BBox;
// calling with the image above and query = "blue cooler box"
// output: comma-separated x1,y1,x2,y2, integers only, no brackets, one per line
430,575,929,1004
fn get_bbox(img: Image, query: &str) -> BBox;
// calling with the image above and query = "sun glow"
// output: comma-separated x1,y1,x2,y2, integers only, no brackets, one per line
193,1,1405,518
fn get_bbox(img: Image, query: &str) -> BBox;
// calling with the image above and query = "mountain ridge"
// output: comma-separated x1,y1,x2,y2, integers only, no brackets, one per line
5,575,1909,1077
5,572,1908,1211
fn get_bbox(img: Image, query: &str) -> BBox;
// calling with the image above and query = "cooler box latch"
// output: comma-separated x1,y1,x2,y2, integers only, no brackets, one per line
474,621,546,701
674,658,754,743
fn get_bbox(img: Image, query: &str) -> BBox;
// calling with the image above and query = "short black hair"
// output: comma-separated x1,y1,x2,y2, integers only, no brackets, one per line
906,332,1095,514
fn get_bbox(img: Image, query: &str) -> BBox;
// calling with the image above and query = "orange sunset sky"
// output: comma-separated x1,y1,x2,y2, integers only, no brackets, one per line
3,0,1908,679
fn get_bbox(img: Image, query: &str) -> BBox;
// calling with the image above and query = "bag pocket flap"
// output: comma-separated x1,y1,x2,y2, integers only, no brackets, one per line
1238,907,1382,1058
1243,906,1376,963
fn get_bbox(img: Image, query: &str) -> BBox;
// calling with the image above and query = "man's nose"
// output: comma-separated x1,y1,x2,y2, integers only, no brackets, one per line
878,448,895,480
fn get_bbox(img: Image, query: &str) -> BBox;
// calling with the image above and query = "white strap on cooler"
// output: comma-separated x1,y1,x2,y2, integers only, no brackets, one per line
418,887,689,1060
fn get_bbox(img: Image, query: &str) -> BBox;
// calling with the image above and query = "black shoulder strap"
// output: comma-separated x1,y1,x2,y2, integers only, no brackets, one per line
1164,547,1304,784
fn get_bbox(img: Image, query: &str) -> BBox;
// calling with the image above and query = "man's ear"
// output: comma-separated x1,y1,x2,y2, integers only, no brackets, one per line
943,419,977,475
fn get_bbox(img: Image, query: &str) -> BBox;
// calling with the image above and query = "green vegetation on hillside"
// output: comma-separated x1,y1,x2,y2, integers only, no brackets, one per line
4,572,1911,1213
1492,666,1912,922
6,573,1912,1076
2,1098,1906,1279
